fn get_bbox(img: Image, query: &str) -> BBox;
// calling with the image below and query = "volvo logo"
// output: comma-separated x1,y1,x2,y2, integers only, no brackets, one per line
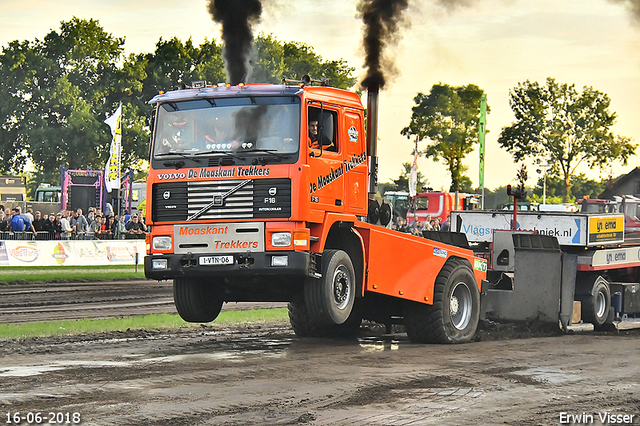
212,193,224,207
163,191,171,200
269,187,277,196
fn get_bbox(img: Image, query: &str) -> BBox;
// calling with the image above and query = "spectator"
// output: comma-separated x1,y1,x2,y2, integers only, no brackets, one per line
52,213,63,239
88,215,104,239
440,214,451,232
32,210,48,239
71,208,89,239
45,213,57,232
105,216,116,237
33,211,46,232
104,202,113,218
114,215,127,240
24,207,34,223
11,206,36,238
60,210,72,240
0,210,9,233
125,214,146,237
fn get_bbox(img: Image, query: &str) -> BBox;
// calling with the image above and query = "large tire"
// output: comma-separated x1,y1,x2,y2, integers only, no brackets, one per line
578,276,611,328
404,258,480,344
173,277,224,323
288,300,362,338
304,249,356,325
288,301,331,337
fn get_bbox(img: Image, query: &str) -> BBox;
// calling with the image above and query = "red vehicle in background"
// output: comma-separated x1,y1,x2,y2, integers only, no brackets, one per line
405,191,479,226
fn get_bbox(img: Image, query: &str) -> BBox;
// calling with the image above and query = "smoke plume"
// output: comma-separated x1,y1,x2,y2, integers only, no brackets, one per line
357,0,410,90
609,0,640,23
208,0,263,85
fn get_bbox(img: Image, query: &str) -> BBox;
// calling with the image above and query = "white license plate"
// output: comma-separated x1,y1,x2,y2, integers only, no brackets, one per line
199,255,234,266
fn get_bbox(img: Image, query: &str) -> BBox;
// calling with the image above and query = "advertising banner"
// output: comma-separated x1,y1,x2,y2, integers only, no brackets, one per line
0,240,145,267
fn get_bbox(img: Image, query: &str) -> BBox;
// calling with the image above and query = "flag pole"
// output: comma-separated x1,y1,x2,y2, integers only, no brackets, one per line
478,94,487,209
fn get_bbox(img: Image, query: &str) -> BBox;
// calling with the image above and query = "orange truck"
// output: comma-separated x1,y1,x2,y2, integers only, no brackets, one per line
144,79,487,343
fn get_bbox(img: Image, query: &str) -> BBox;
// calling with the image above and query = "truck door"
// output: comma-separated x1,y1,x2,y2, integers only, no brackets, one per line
343,109,367,216
307,105,345,214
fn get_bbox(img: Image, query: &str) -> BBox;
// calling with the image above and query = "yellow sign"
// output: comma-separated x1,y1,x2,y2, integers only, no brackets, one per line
588,216,624,243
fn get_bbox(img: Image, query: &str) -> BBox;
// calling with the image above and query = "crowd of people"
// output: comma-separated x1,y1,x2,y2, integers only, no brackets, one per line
0,205,147,240
394,214,450,236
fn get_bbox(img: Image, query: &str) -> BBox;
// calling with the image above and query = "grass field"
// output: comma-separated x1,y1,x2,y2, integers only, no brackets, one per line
0,266,291,339
0,309,290,340
0,265,146,284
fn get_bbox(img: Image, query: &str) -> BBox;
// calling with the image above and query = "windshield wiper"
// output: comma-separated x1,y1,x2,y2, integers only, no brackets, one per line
155,151,201,168
246,148,292,164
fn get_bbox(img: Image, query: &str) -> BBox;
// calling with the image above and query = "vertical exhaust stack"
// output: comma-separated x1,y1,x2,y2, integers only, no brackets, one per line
366,86,380,196
357,0,409,197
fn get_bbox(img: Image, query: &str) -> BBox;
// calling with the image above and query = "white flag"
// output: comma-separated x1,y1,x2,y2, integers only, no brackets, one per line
104,104,122,193
409,138,418,197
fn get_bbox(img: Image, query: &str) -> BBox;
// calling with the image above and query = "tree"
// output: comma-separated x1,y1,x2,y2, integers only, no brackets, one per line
0,23,356,183
0,18,146,183
498,77,636,202
533,173,605,202
401,83,487,192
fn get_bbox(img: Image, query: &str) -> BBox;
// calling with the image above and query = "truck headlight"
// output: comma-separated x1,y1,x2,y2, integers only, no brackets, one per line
271,232,292,247
151,259,168,270
152,236,172,251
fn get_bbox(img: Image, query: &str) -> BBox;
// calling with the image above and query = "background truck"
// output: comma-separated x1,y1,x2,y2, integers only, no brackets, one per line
144,78,488,344
405,190,479,225
451,206,640,330
0,176,27,211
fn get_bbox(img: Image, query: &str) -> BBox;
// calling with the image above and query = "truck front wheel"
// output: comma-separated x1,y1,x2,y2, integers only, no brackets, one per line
173,278,224,323
404,258,480,344
304,249,356,325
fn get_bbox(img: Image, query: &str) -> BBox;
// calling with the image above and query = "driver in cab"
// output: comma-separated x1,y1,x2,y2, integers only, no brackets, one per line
308,119,335,151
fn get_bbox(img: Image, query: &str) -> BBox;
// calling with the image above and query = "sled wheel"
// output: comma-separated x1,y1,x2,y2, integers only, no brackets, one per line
404,258,480,344
173,277,224,323
304,249,356,325
579,276,611,328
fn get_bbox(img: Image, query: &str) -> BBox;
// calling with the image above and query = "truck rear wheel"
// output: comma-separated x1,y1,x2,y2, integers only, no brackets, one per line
578,276,611,328
173,278,224,323
304,249,356,325
404,258,480,344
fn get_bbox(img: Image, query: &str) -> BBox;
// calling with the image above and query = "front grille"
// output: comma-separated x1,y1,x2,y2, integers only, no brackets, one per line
152,178,291,222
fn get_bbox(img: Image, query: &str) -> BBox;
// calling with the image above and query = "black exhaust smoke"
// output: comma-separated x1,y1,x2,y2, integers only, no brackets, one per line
357,0,409,91
609,0,640,23
357,0,409,194
207,0,263,85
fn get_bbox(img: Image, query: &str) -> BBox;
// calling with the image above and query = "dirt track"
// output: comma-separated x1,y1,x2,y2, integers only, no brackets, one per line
0,281,639,425
1,318,639,425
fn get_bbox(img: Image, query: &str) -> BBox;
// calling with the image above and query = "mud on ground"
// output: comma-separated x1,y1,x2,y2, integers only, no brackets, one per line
1,320,639,426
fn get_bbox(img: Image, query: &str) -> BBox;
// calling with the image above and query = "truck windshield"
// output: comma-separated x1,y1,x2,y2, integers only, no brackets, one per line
152,96,300,158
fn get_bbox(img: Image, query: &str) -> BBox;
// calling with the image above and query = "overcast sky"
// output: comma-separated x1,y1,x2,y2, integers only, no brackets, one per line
2,0,640,191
